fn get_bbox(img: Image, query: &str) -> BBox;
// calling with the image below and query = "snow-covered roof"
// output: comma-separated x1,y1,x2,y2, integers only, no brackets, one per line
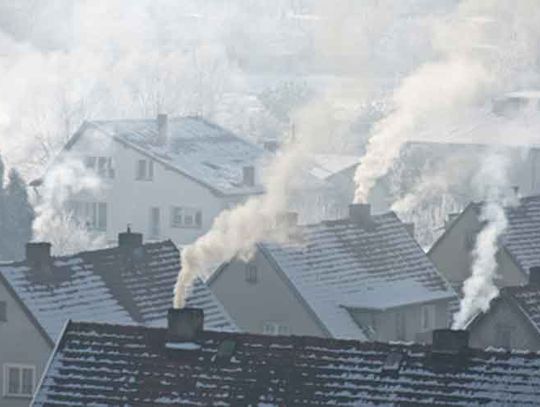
0,239,237,342
497,195,540,275
34,320,540,406
260,211,456,339
71,117,267,196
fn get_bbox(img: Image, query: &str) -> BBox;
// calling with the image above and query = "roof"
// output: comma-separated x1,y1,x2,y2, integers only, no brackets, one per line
0,240,237,342
496,195,540,275
34,320,540,406
259,212,456,339
68,117,267,196
499,285,540,336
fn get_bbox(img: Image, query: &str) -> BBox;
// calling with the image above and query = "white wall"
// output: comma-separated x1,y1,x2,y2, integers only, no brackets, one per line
65,128,239,245
0,283,51,407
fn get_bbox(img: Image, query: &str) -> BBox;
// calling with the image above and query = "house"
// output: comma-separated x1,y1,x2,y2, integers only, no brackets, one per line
468,266,540,351
429,194,540,295
33,307,540,406
44,115,267,245
208,203,457,342
0,230,235,407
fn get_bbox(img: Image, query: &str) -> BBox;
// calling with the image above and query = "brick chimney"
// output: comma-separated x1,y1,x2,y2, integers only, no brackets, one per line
167,308,204,342
118,226,143,249
431,329,469,355
349,203,375,229
243,166,255,187
529,266,540,286
26,242,52,267
157,114,168,145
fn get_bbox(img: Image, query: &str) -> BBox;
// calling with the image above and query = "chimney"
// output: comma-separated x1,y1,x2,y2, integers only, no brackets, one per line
349,203,375,228
243,166,255,187
157,114,168,145
167,308,204,342
26,242,52,267
118,226,143,249
431,329,469,355
529,266,540,286
404,222,415,237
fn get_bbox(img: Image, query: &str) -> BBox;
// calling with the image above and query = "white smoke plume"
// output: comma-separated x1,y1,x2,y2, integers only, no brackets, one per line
32,157,105,255
174,143,306,308
452,201,507,329
353,57,491,204
452,151,514,329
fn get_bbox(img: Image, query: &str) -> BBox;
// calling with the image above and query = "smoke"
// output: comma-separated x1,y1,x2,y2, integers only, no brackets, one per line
353,0,540,205
32,157,105,254
174,143,306,308
353,57,491,204
452,201,507,329
452,151,514,329
172,0,447,307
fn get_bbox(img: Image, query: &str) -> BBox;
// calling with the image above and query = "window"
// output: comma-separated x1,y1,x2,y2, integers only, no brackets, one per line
136,159,154,181
68,201,107,231
3,364,35,397
420,304,436,332
495,323,513,348
245,264,258,284
262,322,289,336
85,156,115,178
170,207,202,229
0,301,5,322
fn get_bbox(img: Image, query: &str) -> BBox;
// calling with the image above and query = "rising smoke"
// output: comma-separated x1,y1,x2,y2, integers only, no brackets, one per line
172,0,446,306
452,151,514,329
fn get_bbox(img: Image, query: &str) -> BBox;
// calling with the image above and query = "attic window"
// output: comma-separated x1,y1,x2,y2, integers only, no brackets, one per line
382,352,403,373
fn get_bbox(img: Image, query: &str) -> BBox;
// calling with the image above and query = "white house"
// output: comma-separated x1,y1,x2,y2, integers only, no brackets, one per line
47,115,267,245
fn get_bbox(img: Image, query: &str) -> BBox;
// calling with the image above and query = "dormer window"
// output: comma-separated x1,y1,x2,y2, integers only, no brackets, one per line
85,156,115,178
136,159,154,181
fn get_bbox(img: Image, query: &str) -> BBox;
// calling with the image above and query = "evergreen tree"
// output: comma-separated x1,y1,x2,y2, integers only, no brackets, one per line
1,166,35,261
